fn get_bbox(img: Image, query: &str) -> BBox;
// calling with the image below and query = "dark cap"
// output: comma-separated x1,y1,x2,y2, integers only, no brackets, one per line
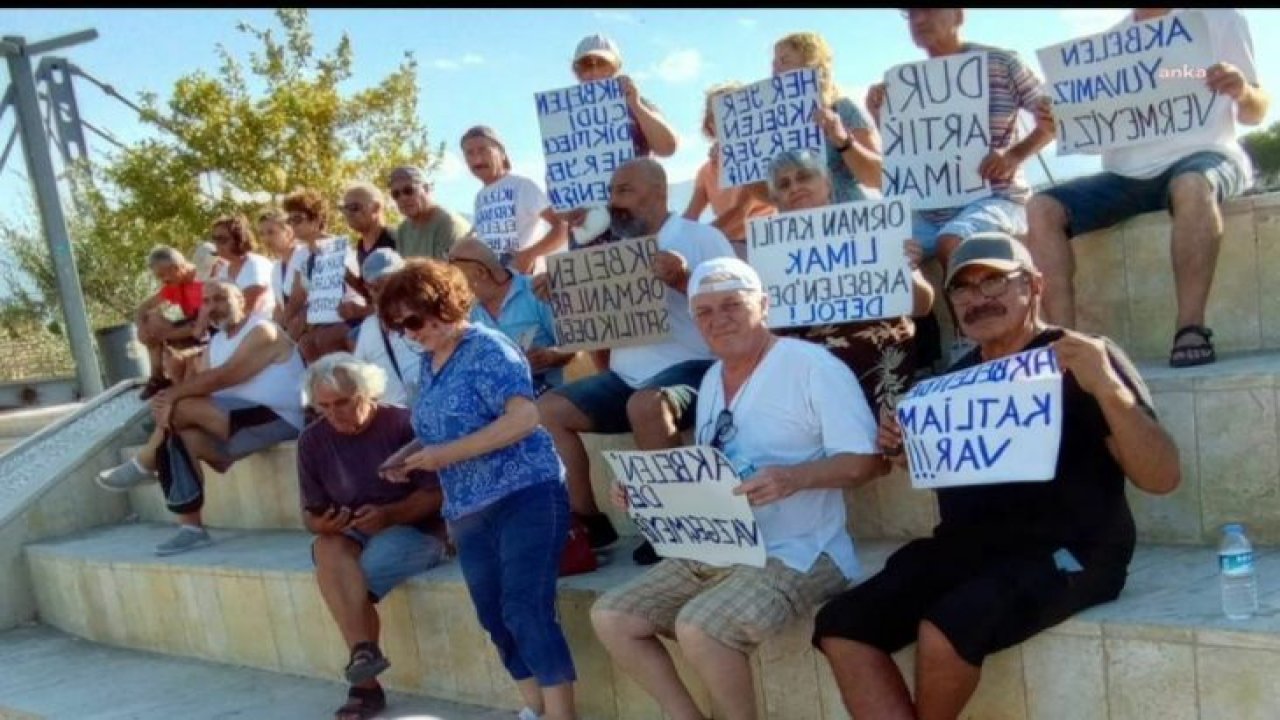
387,166,427,187
944,232,1037,288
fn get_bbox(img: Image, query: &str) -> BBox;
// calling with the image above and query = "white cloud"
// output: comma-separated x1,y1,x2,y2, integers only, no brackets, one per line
737,17,758,29
654,49,703,85
1057,9,1128,37
593,10,638,24
431,53,485,71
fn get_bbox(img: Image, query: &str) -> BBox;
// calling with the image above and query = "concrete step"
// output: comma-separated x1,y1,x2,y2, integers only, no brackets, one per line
122,348,1280,546
27,522,1280,720
0,403,81,440
0,623,520,719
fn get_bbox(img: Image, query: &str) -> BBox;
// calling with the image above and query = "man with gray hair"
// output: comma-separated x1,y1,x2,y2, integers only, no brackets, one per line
591,256,886,720
135,245,208,399
299,352,446,720
352,248,421,406
338,181,398,330
386,166,472,261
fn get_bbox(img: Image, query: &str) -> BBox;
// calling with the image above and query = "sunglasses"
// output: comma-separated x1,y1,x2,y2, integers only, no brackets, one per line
387,313,426,334
575,56,612,71
389,185,419,199
705,409,737,452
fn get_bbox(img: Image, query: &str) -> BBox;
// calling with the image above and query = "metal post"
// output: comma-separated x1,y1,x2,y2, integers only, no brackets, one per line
1,32,102,396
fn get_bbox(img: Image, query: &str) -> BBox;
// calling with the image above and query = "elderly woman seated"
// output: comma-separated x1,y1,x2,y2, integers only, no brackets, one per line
298,352,447,720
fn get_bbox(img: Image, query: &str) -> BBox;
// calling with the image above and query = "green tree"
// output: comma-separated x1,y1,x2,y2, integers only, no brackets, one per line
1,7,440,333
1242,121,1280,190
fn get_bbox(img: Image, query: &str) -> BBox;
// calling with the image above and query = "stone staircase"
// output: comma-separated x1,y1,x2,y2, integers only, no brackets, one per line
9,194,1280,719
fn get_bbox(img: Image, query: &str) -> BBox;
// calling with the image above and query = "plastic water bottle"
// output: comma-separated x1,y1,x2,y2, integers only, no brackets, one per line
1219,523,1258,620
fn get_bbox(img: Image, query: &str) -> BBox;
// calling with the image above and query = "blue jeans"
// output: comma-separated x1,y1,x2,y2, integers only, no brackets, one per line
449,481,577,686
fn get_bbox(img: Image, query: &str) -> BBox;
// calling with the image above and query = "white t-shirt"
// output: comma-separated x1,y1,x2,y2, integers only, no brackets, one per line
271,246,309,310
1103,9,1258,181
696,338,878,579
353,315,421,407
216,252,277,316
473,174,552,257
610,216,736,388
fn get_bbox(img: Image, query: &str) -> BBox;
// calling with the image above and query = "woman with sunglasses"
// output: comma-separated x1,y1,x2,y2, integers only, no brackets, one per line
571,33,678,160
768,149,935,418
376,259,579,720
210,214,275,319
592,256,887,720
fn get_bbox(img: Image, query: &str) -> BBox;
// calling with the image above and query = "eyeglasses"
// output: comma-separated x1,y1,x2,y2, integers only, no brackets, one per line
946,271,1025,304
389,185,419,200
387,313,426,334
705,409,737,452
285,214,311,226
339,202,365,214
575,56,611,72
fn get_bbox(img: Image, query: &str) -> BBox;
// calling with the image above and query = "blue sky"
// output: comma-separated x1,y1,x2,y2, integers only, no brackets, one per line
3,8,1280,225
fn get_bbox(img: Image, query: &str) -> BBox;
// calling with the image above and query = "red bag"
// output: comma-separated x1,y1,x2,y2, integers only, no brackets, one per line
559,515,598,576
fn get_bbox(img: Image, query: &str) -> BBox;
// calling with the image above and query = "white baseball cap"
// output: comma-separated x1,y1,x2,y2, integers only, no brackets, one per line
687,257,764,309
573,34,622,68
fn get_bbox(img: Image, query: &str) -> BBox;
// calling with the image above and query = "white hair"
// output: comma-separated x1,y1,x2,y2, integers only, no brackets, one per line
302,352,387,406
343,180,385,207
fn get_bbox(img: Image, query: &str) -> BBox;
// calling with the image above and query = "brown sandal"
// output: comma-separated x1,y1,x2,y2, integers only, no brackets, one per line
335,685,386,720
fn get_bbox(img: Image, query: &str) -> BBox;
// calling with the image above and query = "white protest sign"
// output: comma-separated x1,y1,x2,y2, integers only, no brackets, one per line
1037,11,1217,156
713,68,825,189
881,50,991,210
305,237,351,325
545,235,670,352
747,197,915,328
473,180,522,255
536,78,635,212
896,346,1063,489
603,446,766,568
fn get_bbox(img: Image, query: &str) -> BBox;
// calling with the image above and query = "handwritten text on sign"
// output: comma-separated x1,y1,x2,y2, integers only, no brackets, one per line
748,198,915,328
882,51,991,210
546,235,670,352
1037,12,1217,155
603,446,766,568
305,237,350,326
897,346,1063,489
713,68,825,189
474,182,521,254
536,78,635,212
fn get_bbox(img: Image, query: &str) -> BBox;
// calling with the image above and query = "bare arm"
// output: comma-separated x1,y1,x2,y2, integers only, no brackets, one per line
683,181,710,221
733,452,889,506
620,76,678,157
440,395,539,465
521,207,571,261
166,323,279,401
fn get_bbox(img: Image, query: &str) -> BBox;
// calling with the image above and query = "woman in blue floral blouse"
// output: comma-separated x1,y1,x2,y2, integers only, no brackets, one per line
377,258,578,720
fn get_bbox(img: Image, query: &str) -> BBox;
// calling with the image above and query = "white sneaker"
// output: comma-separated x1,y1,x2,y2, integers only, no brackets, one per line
154,526,213,556
516,708,541,720
95,458,156,492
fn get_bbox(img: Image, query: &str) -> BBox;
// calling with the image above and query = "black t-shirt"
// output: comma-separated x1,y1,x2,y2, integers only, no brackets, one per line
932,327,1156,567
355,227,398,271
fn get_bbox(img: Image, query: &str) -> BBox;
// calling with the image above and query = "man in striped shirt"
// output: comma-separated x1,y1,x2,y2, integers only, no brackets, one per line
867,8,1055,366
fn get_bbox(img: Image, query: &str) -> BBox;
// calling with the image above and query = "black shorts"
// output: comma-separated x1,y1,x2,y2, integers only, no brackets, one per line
812,537,1127,666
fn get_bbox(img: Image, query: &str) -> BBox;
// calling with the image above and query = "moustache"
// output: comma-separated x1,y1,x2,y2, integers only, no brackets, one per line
962,303,1005,324
608,207,647,239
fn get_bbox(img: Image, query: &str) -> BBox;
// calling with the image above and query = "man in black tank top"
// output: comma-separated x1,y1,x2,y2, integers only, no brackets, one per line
813,232,1181,719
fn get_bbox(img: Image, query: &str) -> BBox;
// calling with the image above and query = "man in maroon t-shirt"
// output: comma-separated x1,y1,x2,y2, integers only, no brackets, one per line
298,352,446,720
136,246,207,399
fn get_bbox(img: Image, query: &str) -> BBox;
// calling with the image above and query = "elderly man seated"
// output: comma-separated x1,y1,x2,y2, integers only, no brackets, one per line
135,246,208,399
299,353,447,720
96,281,305,556
352,249,421,407
590,257,887,720
448,236,574,396
813,233,1181,720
